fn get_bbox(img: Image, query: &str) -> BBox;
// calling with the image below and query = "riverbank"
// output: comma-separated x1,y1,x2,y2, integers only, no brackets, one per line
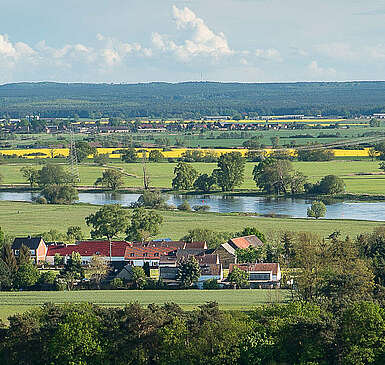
0,201,383,239
1,160,385,194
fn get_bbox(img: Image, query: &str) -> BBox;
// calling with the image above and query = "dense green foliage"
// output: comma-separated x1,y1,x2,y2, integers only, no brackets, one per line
2,81,385,117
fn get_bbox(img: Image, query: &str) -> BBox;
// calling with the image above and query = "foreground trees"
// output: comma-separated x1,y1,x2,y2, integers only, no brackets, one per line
1,301,385,365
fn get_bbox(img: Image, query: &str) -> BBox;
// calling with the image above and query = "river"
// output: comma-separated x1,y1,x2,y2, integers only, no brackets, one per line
1,191,385,222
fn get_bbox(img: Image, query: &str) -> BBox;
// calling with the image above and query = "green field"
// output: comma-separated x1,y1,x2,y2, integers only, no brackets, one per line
0,201,382,240
0,289,289,322
1,159,385,194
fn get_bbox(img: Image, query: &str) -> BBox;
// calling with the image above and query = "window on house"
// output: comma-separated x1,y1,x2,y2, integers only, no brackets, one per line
30,250,35,255
14,250,20,255
249,273,271,281
154,253,159,257
143,253,148,257
130,253,135,257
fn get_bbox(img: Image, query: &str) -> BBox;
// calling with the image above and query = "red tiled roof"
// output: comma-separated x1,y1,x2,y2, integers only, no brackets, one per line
46,241,131,258
230,263,280,275
229,235,264,250
124,246,176,260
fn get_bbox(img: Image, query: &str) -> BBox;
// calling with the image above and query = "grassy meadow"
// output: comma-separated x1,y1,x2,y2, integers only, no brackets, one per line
0,289,289,322
0,201,383,240
1,159,385,194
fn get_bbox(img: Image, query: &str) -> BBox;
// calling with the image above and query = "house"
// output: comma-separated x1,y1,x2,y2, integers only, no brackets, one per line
45,240,131,265
228,235,264,250
124,245,177,267
229,263,281,288
197,264,223,289
213,242,237,269
12,236,47,264
214,235,265,269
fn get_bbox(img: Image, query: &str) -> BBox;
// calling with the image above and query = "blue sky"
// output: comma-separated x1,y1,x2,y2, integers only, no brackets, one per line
1,0,385,83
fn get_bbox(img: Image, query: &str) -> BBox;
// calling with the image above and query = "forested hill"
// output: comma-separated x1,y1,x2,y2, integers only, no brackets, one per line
1,81,385,118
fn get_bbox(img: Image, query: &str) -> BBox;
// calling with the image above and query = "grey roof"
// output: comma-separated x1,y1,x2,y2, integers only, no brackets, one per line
219,242,237,256
12,237,44,250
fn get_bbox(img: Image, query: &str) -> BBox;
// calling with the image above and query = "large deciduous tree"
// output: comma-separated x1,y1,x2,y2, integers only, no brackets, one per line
212,152,245,191
94,169,124,191
20,166,39,187
172,162,199,190
177,256,201,287
125,207,163,242
86,204,130,241
73,141,97,162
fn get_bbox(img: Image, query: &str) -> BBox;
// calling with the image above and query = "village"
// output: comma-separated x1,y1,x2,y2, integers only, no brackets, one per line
10,233,281,290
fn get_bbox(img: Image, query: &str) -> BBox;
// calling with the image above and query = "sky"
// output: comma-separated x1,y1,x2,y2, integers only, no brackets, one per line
1,0,385,83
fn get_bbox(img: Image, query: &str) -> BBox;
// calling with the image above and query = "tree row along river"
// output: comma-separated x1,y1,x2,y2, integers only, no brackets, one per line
1,191,385,222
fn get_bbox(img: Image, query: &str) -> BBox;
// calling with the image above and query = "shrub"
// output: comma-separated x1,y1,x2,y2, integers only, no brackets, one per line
177,201,191,211
193,205,210,212
203,278,220,289
110,277,124,289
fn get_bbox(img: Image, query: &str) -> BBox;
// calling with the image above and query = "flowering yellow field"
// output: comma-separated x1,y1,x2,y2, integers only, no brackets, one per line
0,147,373,158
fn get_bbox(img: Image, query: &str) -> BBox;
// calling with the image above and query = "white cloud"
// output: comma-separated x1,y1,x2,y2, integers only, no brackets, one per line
308,60,337,78
314,42,356,60
153,6,233,61
255,48,283,62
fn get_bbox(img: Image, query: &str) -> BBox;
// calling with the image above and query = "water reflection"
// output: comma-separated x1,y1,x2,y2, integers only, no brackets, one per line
0,191,385,222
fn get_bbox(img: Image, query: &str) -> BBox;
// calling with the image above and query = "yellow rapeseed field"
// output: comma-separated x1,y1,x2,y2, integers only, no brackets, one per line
0,147,373,158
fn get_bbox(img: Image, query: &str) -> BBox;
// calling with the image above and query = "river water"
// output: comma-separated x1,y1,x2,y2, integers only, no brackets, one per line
1,191,385,222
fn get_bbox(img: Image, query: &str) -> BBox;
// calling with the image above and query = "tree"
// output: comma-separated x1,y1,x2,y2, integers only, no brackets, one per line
37,164,72,187
20,166,39,187
227,267,249,289
368,147,378,161
121,148,138,163
177,201,191,211
212,152,245,192
66,226,84,242
87,255,110,288
125,207,163,242
54,253,64,266
356,227,385,285
297,149,334,161
236,246,264,263
307,201,326,219
172,162,199,190
270,136,280,148
86,204,130,241
93,153,110,166
18,244,31,265
41,184,78,204
317,175,345,195
131,190,166,209
148,150,165,162
182,228,233,249
1,244,18,275
379,162,385,172
129,266,147,289
193,173,216,192
14,262,40,288
0,258,12,289
238,227,266,243
74,141,97,162
60,252,84,290
177,256,201,287
94,169,124,191
253,158,301,194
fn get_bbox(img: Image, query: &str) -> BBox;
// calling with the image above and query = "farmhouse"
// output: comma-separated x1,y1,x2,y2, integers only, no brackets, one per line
229,263,281,288
45,240,130,265
12,236,47,264
214,235,264,269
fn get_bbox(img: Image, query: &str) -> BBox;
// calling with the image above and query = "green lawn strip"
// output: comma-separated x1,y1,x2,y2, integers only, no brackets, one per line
1,160,384,194
0,289,289,322
0,201,383,239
